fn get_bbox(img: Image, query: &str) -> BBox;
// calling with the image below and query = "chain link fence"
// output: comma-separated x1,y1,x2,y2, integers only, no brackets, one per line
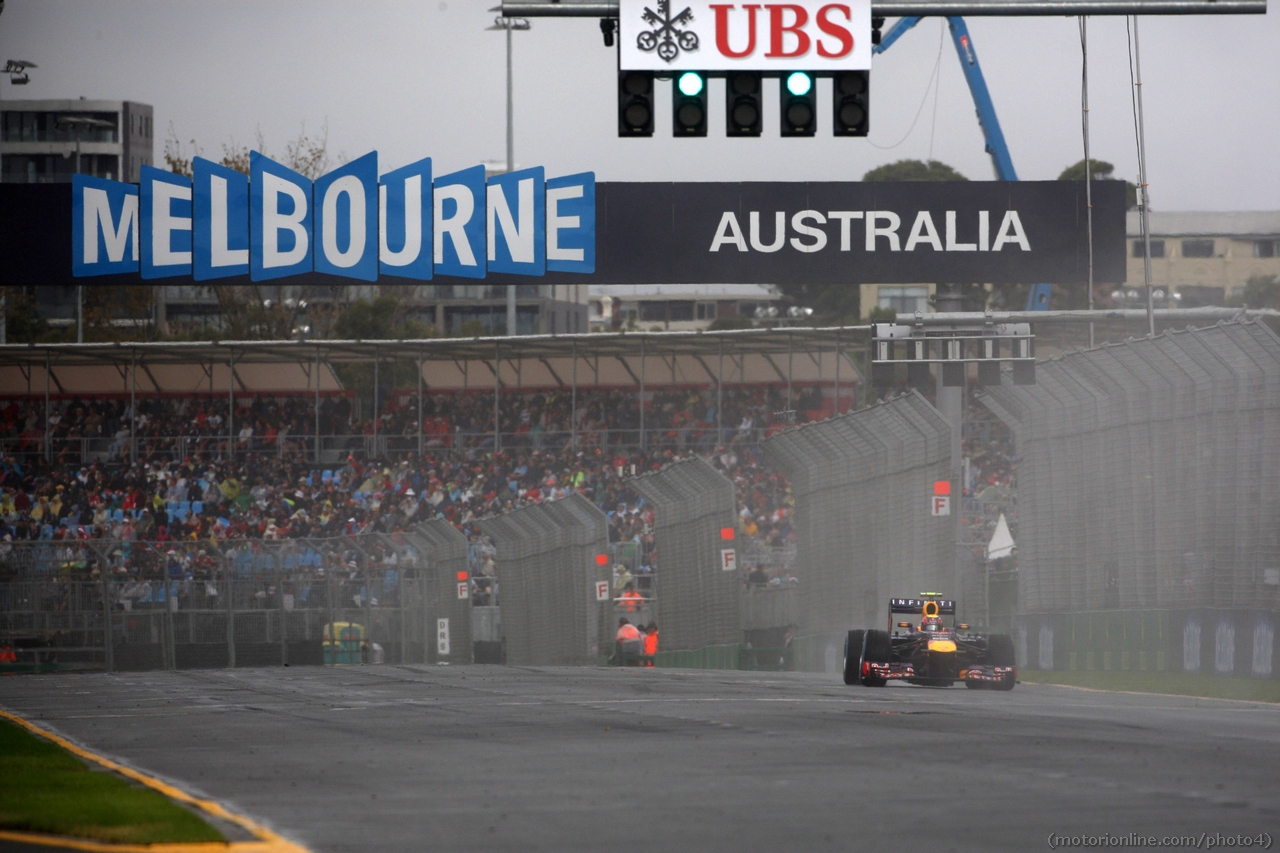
0,523,476,671
630,457,741,651
762,390,957,661
477,493,611,666
978,321,1280,616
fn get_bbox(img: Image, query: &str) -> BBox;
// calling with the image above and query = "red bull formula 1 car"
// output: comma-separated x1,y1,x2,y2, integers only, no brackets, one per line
842,594,1017,690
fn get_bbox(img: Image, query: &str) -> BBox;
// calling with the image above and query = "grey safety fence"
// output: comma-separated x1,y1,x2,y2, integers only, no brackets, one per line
0,530,469,672
477,493,611,666
762,391,957,647
402,519,473,664
979,321,1280,616
629,457,742,652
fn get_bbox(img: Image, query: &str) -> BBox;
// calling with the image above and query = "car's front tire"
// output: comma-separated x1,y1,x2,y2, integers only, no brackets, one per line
987,633,1017,691
861,629,891,687
842,630,865,685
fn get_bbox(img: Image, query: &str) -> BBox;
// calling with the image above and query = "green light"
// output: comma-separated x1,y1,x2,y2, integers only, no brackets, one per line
677,72,704,97
786,72,812,97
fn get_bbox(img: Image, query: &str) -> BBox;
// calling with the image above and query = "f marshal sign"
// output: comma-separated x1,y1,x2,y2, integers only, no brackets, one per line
619,0,872,71
71,152,595,282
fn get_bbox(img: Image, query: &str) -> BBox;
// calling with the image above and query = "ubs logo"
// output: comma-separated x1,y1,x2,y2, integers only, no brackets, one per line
637,0,700,62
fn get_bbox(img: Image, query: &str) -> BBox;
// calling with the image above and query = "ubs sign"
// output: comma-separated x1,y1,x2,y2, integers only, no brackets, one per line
71,152,595,281
619,0,872,71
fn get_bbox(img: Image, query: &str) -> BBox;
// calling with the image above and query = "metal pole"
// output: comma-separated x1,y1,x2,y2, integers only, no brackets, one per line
0,287,6,346
373,350,379,456
571,340,578,452
43,352,50,462
493,341,501,452
833,326,841,415
1081,15,1095,349
129,351,137,464
101,575,114,673
716,339,724,444
326,569,336,667
498,0,1268,16
279,562,288,666
226,555,236,668
506,24,515,175
314,350,321,465
786,331,793,414
639,338,646,451
76,286,83,344
228,351,235,460
1132,15,1155,338
417,354,424,458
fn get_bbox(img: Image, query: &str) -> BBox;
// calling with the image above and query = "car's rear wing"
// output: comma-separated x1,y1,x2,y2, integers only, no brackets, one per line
889,598,956,615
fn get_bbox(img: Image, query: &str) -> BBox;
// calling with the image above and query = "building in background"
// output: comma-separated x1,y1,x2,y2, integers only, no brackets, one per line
0,98,153,183
588,285,783,331
1126,212,1280,307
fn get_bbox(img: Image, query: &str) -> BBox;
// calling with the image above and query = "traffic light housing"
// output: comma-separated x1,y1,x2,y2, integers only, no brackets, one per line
833,71,869,136
725,71,762,137
673,71,708,137
780,72,816,136
618,70,654,137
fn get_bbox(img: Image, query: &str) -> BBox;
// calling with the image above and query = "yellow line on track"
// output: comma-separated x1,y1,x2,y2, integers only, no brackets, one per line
0,708,310,853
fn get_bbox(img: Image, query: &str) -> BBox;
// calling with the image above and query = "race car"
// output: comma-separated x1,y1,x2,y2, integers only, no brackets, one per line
842,594,1016,690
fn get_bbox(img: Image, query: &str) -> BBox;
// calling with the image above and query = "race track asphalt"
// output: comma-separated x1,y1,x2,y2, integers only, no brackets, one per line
1,665,1277,853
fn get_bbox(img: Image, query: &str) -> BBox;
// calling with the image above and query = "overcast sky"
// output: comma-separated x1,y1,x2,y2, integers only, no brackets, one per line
1,0,1276,210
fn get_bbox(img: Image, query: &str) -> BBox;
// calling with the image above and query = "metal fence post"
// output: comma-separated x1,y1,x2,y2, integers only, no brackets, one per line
101,575,114,673
225,558,236,669
279,562,288,667
327,568,337,667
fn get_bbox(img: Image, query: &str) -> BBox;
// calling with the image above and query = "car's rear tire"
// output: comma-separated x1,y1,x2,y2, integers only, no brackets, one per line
987,633,1017,691
861,629,891,687
842,630,865,685
964,678,985,690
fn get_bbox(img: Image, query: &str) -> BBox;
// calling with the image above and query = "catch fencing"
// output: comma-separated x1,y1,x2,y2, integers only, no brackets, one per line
630,457,741,651
762,391,958,648
0,523,472,671
978,321,1280,616
476,492,611,666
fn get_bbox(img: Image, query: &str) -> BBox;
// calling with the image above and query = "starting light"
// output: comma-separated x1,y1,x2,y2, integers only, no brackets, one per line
456,571,469,581
833,70,869,137
618,70,654,137
785,71,813,97
725,71,762,137
720,527,736,540
781,71,816,137
933,480,951,496
595,553,610,566
673,71,708,137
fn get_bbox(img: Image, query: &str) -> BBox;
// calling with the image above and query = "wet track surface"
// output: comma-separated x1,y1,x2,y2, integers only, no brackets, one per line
2,665,1277,853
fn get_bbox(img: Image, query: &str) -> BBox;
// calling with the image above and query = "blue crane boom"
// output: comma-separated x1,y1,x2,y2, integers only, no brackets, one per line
873,18,1053,310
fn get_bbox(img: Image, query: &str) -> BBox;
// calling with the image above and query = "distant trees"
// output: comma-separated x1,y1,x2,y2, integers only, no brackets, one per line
862,159,968,182
162,120,337,179
1057,158,1138,210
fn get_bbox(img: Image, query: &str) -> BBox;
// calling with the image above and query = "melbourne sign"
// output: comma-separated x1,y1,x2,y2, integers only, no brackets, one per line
71,152,596,281
619,0,872,71
0,178,1123,285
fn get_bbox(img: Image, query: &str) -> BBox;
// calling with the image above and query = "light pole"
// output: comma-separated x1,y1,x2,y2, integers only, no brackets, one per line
486,13,531,175
57,114,113,344
1,60,37,345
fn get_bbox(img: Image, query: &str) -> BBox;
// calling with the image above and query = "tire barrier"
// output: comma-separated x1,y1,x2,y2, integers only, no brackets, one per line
630,457,742,652
979,321,1280,615
476,492,610,666
762,390,957,647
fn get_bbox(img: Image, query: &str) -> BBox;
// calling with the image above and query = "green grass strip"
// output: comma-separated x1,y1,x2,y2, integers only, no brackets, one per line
1018,669,1280,703
0,718,225,844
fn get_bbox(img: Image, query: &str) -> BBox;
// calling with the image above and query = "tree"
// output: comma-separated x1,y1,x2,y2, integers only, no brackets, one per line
862,159,968,182
1057,158,1138,210
1227,274,1280,309
162,120,338,179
